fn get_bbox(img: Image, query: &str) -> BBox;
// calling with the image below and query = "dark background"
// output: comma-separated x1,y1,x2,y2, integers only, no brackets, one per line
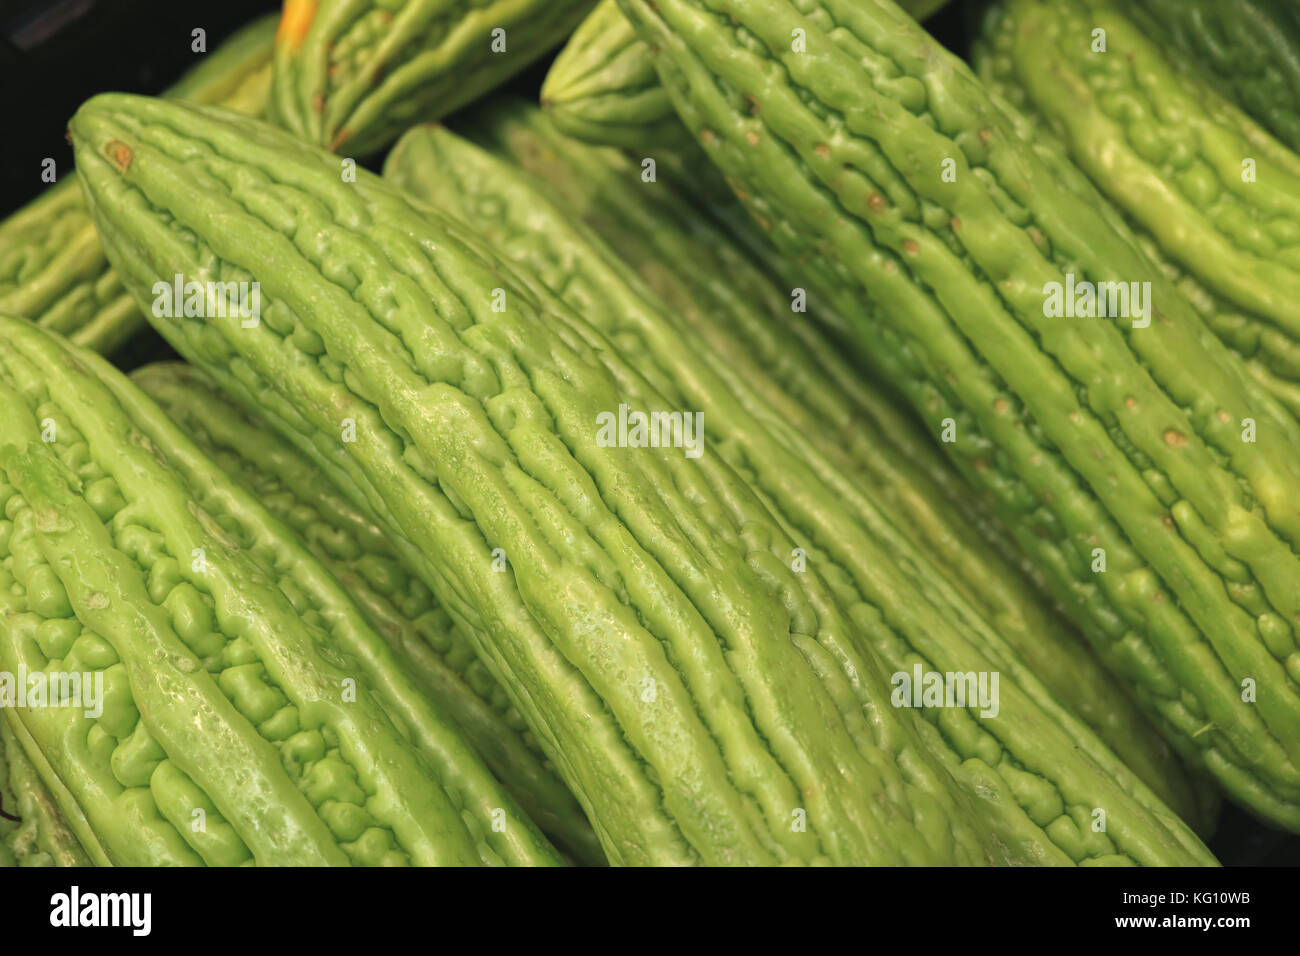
2,0,1296,866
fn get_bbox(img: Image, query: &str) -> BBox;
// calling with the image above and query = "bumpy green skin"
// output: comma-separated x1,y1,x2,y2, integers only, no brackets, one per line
449,100,1224,838
383,114,1221,866
541,0,696,150
0,317,562,866
131,362,603,866
269,0,597,157
1133,0,1300,153
619,0,1300,830
0,716,92,867
543,0,950,149
69,94,1062,867
0,14,277,358
975,0,1300,423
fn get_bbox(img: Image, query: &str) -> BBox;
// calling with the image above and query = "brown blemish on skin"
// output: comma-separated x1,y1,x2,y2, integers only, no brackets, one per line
867,193,887,213
746,131,760,146
1164,429,1188,447
816,143,830,158
950,217,961,232
902,239,919,256
1217,410,1231,424
105,140,132,172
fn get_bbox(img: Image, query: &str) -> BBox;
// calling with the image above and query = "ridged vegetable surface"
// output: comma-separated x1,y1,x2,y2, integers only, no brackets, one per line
0,14,277,357
975,0,1300,421
67,93,1089,867
0,716,91,867
131,361,603,865
1132,0,1300,154
618,0,1300,831
383,115,1222,864
0,316,562,866
542,0,950,149
270,0,597,156
396,100,1222,837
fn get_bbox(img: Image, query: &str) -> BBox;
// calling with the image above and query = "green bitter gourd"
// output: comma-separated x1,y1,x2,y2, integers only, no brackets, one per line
617,0,1300,831
446,100,1223,837
1132,0,1300,154
269,0,597,157
130,361,603,865
73,92,1046,866
0,316,563,866
542,0,951,150
0,716,92,867
975,0,1300,421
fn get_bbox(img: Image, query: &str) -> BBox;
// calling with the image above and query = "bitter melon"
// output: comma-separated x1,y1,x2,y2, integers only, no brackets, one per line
0,715,92,867
617,0,1300,831
269,0,597,157
542,0,950,149
1132,0,1300,154
976,0,1300,421
444,100,1223,837
0,316,563,866
383,116,1224,862
0,14,277,357
131,361,603,865
76,94,1220,865
74,93,1030,867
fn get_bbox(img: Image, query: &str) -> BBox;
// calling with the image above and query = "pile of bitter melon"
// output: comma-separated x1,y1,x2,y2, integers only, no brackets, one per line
2,0,1298,866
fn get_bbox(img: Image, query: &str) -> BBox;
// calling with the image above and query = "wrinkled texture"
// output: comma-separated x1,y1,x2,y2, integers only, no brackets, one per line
70,92,1035,866
382,110,1220,864
465,102,1224,837
132,361,603,865
0,716,91,866
618,0,1300,830
270,0,597,156
0,317,560,866
542,0,950,149
1133,0,1300,153
976,0,1300,421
